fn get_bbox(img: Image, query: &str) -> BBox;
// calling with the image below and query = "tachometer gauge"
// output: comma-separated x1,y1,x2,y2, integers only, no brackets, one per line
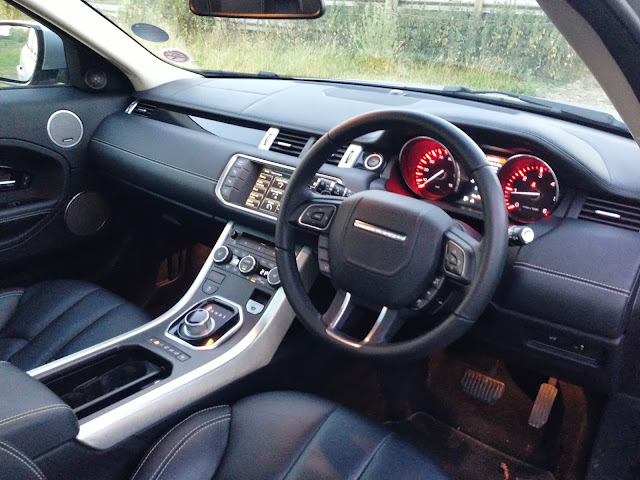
400,137,460,199
498,154,559,223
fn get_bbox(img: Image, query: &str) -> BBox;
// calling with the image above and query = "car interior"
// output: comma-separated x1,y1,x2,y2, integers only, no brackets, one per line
1,0,640,479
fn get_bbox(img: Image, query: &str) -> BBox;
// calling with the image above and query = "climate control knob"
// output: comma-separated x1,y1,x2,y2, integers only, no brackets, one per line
213,246,233,264
238,255,258,275
267,267,281,287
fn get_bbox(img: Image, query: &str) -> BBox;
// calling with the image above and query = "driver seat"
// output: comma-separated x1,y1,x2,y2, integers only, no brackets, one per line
131,391,449,480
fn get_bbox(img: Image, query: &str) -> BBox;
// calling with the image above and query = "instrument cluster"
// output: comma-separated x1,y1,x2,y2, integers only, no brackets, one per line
398,136,560,223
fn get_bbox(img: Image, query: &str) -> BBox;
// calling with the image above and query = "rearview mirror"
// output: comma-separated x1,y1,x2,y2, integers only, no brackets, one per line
190,0,324,19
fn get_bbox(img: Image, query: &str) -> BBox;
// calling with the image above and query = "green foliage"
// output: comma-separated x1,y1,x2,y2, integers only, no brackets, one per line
109,0,585,88
0,1,30,21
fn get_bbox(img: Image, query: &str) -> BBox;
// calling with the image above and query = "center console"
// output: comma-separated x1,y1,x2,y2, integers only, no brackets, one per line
27,221,317,450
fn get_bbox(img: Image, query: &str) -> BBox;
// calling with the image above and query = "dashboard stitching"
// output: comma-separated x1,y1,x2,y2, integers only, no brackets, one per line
91,139,219,183
513,262,630,295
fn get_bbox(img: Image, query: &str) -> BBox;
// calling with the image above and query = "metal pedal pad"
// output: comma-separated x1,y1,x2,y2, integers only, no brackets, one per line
460,369,505,405
528,378,558,428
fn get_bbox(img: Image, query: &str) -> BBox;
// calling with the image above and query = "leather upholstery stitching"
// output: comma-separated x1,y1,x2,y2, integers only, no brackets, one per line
7,287,103,361
131,405,230,480
154,416,231,480
148,415,231,480
0,405,73,429
0,291,24,300
280,406,339,480
0,442,45,480
513,262,630,295
0,210,51,225
355,433,393,479
49,302,126,360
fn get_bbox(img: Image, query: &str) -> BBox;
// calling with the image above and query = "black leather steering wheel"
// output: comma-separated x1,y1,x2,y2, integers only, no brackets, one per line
275,110,508,360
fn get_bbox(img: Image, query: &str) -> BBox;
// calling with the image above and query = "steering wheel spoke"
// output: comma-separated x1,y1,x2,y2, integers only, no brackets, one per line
323,290,402,347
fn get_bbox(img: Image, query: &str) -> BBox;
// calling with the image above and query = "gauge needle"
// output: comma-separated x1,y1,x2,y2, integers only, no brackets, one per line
425,169,445,184
510,191,541,197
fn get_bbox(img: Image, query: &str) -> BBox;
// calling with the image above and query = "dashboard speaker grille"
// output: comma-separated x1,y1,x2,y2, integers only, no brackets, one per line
579,196,640,231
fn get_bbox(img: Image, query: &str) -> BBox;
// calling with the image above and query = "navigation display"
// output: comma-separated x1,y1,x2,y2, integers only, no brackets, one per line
244,167,291,216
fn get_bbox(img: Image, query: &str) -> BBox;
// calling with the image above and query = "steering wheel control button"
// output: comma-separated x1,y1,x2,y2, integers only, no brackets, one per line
318,235,331,277
267,267,281,287
299,204,336,230
213,246,233,264
444,240,467,279
246,299,265,315
364,153,384,171
202,281,218,295
238,255,258,275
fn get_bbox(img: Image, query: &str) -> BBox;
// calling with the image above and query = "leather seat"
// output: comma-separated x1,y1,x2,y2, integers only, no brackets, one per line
0,280,151,371
131,391,450,480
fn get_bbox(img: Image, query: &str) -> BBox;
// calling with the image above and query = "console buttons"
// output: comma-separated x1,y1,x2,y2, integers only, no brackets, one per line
213,246,233,264
246,299,265,315
267,267,281,287
299,204,336,230
148,337,191,362
238,255,258,275
220,186,233,200
364,153,384,171
444,241,465,277
202,281,218,295
207,271,226,284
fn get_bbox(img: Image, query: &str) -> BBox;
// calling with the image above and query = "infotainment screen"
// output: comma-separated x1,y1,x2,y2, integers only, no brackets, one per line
244,167,291,216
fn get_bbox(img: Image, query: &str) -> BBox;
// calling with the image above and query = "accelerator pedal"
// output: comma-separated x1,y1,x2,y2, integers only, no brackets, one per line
460,369,505,405
528,378,558,428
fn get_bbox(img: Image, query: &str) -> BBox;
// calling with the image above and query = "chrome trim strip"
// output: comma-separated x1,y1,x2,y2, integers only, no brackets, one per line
258,127,279,150
594,210,621,219
124,100,138,114
0,180,16,186
327,292,352,332
28,222,237,380
363,307,389,344
338,144,362,168
74,245,313,450
353,220,406,242
214,154,341,223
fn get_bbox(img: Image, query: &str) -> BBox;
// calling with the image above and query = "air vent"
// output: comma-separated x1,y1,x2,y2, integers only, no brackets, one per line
579,196,640,231
127,101,157,117
326,144,349,165
268,129,311,157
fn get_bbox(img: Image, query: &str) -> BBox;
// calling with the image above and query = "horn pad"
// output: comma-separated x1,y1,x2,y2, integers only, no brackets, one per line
328,190,452,308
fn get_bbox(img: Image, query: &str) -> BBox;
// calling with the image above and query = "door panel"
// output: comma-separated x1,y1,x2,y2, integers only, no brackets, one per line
0,85,130,268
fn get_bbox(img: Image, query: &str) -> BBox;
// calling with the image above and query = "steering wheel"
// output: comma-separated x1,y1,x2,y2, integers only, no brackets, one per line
275,110,508,360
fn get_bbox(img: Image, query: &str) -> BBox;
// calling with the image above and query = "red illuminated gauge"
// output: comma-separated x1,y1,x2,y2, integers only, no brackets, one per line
399,137,460,199
498,154,559,223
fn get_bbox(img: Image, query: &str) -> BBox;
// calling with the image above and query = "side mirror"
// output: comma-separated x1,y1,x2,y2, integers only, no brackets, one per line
0,21,67,86
190,0,324,19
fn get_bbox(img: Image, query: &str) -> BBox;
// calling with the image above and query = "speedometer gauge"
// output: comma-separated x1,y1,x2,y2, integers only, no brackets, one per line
498,154,559,223
400,137,460,199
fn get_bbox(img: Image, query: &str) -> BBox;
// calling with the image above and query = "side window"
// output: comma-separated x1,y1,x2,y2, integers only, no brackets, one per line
0,0,67,87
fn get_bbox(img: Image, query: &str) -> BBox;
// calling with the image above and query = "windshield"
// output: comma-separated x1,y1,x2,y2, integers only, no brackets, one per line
85,0,614,113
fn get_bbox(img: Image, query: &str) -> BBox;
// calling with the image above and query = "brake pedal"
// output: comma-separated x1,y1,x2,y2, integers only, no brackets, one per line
460,369,505,405
528,378,558,428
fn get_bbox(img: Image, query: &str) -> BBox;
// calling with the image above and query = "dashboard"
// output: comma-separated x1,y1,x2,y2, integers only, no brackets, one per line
89,77,640,393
